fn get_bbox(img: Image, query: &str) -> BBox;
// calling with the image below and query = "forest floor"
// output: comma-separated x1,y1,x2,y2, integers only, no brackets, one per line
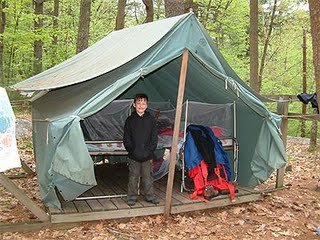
0,115,319,239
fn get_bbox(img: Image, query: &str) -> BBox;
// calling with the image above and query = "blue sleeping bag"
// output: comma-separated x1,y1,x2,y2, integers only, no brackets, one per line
184,124,231,181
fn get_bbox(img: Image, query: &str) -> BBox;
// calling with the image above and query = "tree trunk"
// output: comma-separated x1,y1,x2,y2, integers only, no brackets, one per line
249,0,259,92
115,0,126,30
301,29,307,137
34,0,44,75
164,0,195,18
309,109,318,149
0,1,6,85
309,0,320,113
308,0,320,147
7,4,20,82
184,0,195,14
143,0,153,23
76,0,91,54
164,0,185,18
201,0,212,28
258,0,277,93
51,0,59,67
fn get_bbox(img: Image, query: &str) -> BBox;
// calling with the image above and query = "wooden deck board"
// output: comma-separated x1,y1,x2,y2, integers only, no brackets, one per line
99,165,163,208
79,189,105,212
61,201,78,214
101,178,145,209
171,192,262,214
49,164,262,223
89,187,118,211
52,192,78,214
154,181,187,205
73,200,91,213
96,181,131,210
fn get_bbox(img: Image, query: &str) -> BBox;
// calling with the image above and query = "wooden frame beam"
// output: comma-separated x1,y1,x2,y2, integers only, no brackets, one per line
276,97,289,188
0,173,50,222
21,161,35,175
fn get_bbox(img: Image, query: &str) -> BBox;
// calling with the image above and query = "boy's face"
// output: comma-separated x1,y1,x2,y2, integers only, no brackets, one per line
133,98,148,115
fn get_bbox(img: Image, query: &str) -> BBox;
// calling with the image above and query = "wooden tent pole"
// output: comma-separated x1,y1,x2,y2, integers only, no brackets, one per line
164,50,189,218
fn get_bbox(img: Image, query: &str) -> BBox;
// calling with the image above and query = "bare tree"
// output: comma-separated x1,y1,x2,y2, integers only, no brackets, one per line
258,0,277,92
308,0,320,148
143,0,154,23
34,0,45,74
249,0,259,92
0,1,6,84
116,0,126,30
76,0,91,54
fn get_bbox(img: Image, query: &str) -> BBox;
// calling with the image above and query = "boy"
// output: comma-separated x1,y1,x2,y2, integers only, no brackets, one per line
123,93,159,206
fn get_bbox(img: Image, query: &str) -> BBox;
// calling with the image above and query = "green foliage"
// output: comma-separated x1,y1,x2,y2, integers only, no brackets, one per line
0,0,316,138
90,0,117,44
260,2,312,96
196,0,250,80
257,1,317,138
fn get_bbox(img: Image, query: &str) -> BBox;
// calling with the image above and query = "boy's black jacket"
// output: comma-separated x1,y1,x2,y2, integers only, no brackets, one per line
123,111,158,162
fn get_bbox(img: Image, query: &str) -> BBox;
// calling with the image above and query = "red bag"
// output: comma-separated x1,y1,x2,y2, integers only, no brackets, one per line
207,164,235,200
189,161,235,201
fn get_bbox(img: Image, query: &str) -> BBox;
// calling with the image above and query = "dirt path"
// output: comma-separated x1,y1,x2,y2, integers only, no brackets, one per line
0,137,319,240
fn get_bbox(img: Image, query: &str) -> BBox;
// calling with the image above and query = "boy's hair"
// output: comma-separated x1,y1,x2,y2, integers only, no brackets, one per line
134,93,148,103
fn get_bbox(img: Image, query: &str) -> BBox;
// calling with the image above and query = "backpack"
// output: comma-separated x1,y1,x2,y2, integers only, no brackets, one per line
189,160,235,201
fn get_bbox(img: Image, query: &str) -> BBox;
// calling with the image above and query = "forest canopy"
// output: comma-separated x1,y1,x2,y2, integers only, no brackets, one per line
0,0,317,138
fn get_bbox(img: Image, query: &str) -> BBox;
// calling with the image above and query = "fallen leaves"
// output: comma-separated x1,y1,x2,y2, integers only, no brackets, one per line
0,137,319,239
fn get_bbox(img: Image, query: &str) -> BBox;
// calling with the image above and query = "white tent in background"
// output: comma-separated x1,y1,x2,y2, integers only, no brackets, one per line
0,87,21,172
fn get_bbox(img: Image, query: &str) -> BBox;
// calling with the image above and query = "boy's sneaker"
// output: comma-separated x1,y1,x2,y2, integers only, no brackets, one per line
146,196,159,204
127,199,136,206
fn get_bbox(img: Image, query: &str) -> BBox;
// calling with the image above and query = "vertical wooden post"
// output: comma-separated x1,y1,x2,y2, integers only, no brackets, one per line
301,28,307,137
276,96,288,188
164,51,189,218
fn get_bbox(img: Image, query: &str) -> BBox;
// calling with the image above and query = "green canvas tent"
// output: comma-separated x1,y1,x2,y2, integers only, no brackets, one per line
12,12,286,209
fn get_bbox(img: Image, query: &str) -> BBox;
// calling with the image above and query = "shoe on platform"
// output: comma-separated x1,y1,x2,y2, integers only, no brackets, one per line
127,199,136,206
146,196,159,204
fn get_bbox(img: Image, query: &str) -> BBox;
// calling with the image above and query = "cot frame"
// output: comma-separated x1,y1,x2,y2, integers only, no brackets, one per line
180,100,239,192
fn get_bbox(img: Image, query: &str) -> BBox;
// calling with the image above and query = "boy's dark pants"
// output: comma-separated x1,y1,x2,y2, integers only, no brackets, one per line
127,159,155,202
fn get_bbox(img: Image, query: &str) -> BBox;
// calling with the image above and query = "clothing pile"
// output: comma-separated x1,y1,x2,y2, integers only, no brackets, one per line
184,124,235,201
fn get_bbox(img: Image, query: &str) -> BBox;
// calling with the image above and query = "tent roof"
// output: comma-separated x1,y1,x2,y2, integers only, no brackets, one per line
12,13,190,92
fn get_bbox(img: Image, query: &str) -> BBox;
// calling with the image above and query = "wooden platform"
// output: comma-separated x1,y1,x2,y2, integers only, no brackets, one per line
49,163,262,223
